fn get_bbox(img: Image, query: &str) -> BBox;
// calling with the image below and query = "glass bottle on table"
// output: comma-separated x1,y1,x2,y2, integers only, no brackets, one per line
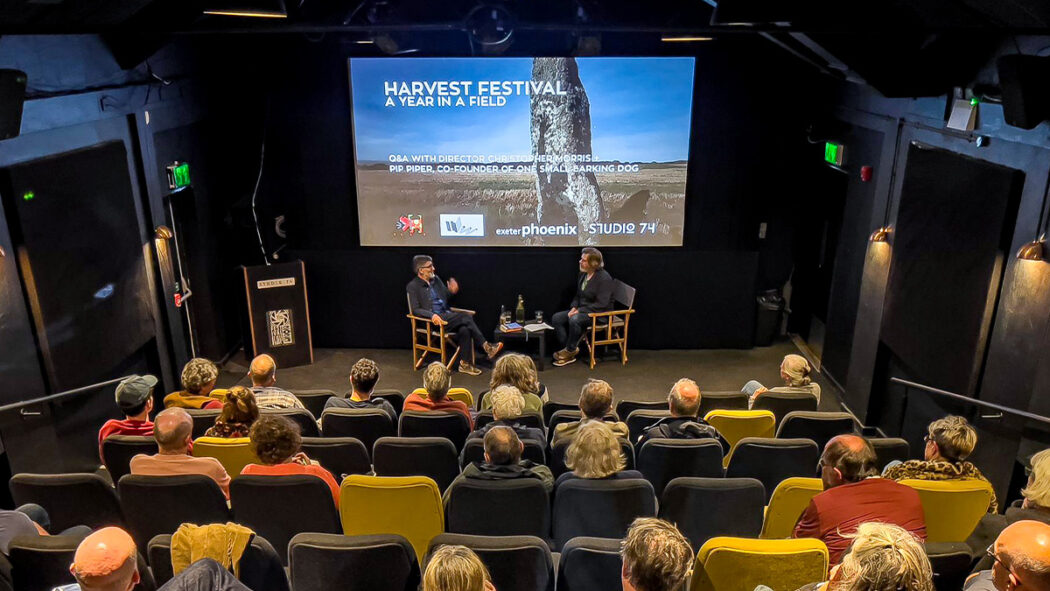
515,294,525,323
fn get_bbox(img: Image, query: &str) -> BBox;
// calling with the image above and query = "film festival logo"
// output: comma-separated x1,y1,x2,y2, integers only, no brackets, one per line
396,214,424,236
267,309,294,347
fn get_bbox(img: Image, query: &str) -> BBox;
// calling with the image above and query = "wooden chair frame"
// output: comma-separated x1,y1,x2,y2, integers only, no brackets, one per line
583,280,636,369
407,294,476,370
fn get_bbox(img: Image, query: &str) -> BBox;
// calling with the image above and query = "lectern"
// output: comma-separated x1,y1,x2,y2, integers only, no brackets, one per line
242,261,313,367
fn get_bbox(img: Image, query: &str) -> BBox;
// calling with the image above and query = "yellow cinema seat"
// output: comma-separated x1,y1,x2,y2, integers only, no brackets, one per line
339,475,444,563
900,478,994,542
703,410,776,466
690,537,829,591
191,437,259,477
760,477,823,539
410,387,474,407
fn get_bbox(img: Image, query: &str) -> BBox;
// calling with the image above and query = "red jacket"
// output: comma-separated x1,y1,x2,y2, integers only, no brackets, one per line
98,419,154,462
793,477,926,564
403,393,473,428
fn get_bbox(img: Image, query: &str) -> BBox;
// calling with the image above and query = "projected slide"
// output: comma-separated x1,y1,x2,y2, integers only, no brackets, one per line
349,57,695,246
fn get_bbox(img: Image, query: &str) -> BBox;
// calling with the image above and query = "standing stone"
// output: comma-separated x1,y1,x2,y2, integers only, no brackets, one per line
530,57,604,244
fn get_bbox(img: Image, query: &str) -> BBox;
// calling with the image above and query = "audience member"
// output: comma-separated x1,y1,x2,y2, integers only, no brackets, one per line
324,358,396,421
404,362,474,428
98,374,157,462
241,415,340,506
65,527,250,591
483,354,548,410
445,426,554,502
467,385,545,447
743,354,821,405
0,504,90,554
970,449,1050,554
551,379,628,447
130,408,231,498
558,421,642,485
965,520,1050,591
423,544,496,591
883,415,997,512
636,378,726,450
163,358,224,410
827,522,933,591
204,386,259,438
794,435,925,564
620,517,694,591
248,354,305,410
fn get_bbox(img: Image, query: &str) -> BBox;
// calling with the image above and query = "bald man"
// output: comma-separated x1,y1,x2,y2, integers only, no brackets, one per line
966,520,1050,591
443,426,553,503
793,435,926,564
248,354,304,410
636,378,727,450
129,408,231,498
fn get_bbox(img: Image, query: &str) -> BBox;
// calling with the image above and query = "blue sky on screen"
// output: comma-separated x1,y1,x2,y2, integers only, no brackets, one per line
350,57,695,163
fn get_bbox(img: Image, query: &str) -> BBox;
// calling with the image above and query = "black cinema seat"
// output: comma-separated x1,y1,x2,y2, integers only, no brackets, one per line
637,438,724,496
445,478,550,539
550,438,635,479
775,411,855,450
261,408,320,437
557,536,623,591
659,477,765,550
149,533,288,591
117,474,230,552
9,533,154,591
474,411,544,430
320,408,395,456
300,437,371,478
102,435,157,484
9,473,124,532
615,400,667,421
230,475,342,565
460,437,545,467
541,401,577,425
697,391,750,416
625,410,672,439
290,389,336,418
398,411,471,453
374,437,460,492
552,478,656,550
725,437,820,502
870,437,912,470
427,533,555,591
186,408,221,439
288,533,420,591
751,391,819,424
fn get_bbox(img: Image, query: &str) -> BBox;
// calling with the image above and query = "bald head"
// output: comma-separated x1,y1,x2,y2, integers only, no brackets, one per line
70,527,139,591
669,379,701,417
821,434,876,485
997,521,1050,591
250,354,277,387
484,426,522,466
154,408,192,453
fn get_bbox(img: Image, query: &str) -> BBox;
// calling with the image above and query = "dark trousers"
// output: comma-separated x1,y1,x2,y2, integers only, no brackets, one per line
441,311,486,361
552,310,591,352
159,558,252,591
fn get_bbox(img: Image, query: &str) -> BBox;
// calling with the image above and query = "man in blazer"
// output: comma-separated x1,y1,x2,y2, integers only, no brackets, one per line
552,247,614,367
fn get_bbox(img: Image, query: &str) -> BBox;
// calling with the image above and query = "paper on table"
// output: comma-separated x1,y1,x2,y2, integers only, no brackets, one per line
525,322,554,333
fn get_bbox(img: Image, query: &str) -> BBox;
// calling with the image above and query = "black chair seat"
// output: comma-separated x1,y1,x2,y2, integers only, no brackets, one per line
547,411,619,444
775,411,855,450
637,438,724,496
186,408,221,439
697,391,750,416
475,411,544,431
10,533,154,591
374,437,460,492
261,408,320,437
625,410,672,440
301,437,371,478
149,533,288,591
102,435,157,484
725,437,820,502
460,438,545,468
117,474,230,553
925,542,974,591
289,533,420,591
552,478,656,550
230,475,342,565
399,411,471,453
870,437,912,470
321,408,395,456
541,402,577,426
9,473,124,532
616,400,667,420
445,478,551,539
659,477,765,550
427,533,554,591
373,390,405,416
751,391,819,424
291,389,336,418
557,536,623,591
550,439,634,479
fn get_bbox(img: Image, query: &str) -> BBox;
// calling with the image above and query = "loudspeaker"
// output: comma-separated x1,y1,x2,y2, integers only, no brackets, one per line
0,70,27,141
998,55,1050,130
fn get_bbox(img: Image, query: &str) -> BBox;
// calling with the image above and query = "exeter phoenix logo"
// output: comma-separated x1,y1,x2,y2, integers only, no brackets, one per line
440,214,484,237
395,214,424,235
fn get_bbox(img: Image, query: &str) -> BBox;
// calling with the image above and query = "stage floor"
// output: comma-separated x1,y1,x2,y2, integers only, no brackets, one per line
217,339,843,411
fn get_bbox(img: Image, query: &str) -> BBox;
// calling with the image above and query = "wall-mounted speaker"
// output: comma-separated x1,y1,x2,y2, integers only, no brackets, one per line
0,70,27,141
998,55,1050,130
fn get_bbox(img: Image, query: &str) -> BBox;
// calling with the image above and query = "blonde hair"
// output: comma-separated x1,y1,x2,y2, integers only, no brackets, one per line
927,415,977,462
490,385,526,420
832,523,933,591
424,362,452,400
490,354,540,396
181,358,218,394
1023,449,1050,509
621,518,694,591
781,354,812,387
424,545,491,591
566,421,625,479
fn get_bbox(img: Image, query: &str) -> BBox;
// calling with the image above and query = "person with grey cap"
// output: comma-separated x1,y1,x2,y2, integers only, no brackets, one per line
98,374,157,462
406,254,503,376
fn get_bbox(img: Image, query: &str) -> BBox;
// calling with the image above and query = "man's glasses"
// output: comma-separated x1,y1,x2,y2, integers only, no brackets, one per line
420,264,434,270
988,545,1021,580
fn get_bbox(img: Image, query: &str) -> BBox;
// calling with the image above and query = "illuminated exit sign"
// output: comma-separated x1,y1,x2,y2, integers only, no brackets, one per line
166,162,191,190
824,142,845,166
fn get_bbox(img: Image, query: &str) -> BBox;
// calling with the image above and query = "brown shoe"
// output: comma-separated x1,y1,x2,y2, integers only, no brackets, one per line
553,353,577,367
483,341,504,360
458,361,482,376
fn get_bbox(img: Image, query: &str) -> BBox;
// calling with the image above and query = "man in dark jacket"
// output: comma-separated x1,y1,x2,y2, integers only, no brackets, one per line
444,426,554,503
406,254,503,376
552,247,615,367
637,378,727,451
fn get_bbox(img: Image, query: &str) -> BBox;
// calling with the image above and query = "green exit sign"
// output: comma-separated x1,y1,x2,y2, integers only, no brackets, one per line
166,162,192,190
824,142,845,166
22,191,34,201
